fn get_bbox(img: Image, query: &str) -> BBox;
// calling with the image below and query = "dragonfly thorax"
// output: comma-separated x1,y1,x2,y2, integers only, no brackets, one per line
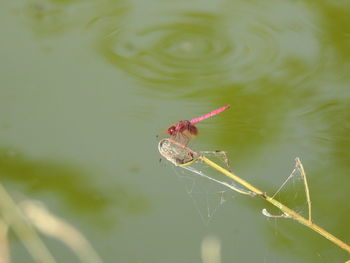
168,120,198,137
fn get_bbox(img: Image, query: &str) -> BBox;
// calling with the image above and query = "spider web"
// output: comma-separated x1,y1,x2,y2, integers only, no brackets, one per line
264,158,311,220
171,151,251,225
158,138,251,224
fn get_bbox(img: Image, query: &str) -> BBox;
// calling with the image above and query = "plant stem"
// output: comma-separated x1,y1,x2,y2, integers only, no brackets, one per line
159,138,350,253
199,156,350,253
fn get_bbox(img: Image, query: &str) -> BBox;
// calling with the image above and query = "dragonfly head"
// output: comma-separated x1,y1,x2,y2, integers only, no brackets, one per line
167,125,176,136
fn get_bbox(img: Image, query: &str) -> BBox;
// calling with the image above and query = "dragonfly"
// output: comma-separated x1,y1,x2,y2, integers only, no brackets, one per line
160,104,231,144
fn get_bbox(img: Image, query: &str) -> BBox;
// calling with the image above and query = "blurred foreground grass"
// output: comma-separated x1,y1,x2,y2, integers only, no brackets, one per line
0,183,103,263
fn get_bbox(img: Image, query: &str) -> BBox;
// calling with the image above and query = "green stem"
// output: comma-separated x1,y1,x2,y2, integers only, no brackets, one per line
199,156,350,253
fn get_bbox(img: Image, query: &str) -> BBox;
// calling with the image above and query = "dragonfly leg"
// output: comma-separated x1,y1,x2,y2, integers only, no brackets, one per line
174,131,191,146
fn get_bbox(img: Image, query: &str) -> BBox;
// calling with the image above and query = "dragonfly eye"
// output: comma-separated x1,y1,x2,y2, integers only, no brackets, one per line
168,126,176,136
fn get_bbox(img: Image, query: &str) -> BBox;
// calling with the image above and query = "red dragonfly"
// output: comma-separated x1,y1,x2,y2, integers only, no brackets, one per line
162,104,231,144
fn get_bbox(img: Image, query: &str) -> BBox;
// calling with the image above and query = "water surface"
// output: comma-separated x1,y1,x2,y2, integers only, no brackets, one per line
1,0,349,262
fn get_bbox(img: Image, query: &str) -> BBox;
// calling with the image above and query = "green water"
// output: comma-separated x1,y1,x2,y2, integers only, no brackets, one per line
1,0,349,262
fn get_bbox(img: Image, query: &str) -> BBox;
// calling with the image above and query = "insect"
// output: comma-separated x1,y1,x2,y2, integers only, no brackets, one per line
163,104,231,144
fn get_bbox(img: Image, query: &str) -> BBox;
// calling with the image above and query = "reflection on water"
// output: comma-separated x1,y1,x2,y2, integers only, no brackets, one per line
23,0,83,35
99,11,233,89
97,0,322,96
319,1,350,61
4,0,350,261
22,0,126,36
0,148,149,226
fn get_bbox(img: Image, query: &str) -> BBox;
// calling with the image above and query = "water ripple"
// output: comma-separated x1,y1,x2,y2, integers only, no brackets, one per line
100,12,233,86
97,2,321,94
